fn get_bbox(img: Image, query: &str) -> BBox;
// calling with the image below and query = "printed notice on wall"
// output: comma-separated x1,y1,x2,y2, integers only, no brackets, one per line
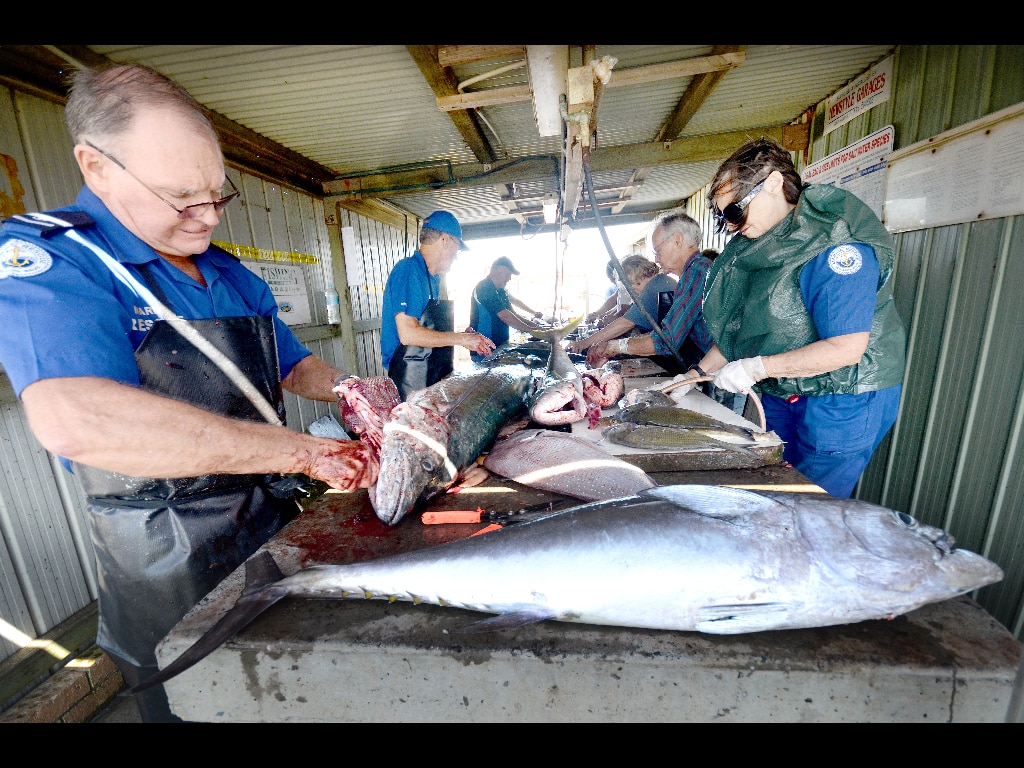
825,55,892,135
884,101,1024,233
802,126,894,220
243,261,312,325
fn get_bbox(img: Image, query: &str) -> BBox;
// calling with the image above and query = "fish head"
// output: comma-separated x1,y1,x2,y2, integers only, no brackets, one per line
791,496,1004,609
370,401,455,526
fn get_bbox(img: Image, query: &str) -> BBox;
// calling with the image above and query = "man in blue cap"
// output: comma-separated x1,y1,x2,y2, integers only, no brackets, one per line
469,256,544,361
381,210,495,399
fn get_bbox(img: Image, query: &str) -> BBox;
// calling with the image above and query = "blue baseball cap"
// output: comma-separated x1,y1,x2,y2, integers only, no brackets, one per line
422,210,469,251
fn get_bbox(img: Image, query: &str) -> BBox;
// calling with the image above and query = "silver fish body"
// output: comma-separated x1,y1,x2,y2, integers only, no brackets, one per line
619,388,676,409
483,427,657,501
125,484,1004,694
616,403,756,440
282,485,1005,633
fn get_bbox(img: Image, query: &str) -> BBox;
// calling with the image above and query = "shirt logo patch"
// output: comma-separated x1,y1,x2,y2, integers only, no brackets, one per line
828,244,862,275
0,239,53,279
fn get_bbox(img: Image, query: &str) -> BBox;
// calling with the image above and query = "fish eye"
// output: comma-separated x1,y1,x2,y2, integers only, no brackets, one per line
894,511,916,527
421,458,435,472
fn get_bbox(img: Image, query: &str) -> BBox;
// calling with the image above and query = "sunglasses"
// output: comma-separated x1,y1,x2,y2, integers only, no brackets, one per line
711,177,766,234
86,140,240,219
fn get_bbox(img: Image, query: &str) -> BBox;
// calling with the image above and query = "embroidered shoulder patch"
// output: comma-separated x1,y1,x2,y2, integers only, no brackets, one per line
827,244,862,276
0,239,53,279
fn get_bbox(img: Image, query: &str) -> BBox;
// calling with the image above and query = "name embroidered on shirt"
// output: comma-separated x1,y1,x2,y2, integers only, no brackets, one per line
132,304,158,332
828,244,862,275
0,239,52,278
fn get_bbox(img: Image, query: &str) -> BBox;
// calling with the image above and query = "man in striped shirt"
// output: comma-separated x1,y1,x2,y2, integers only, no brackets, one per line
587,211,711,375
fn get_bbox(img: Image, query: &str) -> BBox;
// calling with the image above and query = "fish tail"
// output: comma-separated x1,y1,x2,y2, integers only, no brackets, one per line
527,316,582,345
122,551,292,695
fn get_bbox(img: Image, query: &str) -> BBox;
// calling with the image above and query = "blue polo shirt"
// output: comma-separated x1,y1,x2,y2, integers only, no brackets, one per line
623,273,677,332
380,252,439,367
0,186,310,398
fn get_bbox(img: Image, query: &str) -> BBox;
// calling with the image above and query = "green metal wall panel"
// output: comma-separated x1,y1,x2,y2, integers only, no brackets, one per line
823,45,1024,638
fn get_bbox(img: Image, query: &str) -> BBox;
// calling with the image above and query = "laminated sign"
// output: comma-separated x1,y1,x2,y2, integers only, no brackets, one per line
244,261,312,326
825,55,892,135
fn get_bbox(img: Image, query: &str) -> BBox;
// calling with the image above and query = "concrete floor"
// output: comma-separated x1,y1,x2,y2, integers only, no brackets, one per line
89,694,141,723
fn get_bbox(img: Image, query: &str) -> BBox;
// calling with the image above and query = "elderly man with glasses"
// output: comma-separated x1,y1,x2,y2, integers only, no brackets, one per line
586,212,713,378
684,136,906,499
0,64,377,722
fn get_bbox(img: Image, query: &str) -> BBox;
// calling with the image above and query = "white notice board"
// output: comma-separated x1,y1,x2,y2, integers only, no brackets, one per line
243,261,312,326
802,126,894,220
884,101,1024,233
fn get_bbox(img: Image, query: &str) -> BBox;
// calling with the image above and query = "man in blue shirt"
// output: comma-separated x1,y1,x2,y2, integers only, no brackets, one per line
0,64,375,721
469,256,543,361
380,210,494,399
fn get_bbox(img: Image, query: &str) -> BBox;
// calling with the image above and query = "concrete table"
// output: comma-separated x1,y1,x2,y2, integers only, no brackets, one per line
157,462,1022,723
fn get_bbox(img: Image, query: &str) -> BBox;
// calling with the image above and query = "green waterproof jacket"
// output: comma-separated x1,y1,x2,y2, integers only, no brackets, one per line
702,184,906,398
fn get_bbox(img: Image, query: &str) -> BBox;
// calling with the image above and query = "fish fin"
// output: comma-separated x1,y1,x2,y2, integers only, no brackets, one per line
121,552,291,695
528,316,582,343
453,606,559,633
644,485,789,520
694,602,797,634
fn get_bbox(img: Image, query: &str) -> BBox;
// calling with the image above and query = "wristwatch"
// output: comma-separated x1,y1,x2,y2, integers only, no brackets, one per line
686,364,707,378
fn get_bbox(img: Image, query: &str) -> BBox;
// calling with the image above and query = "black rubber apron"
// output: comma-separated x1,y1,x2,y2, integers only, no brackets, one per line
75,284,299,721
387,262,454,400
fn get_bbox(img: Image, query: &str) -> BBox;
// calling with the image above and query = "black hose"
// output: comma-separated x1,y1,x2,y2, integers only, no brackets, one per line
582,165,690,372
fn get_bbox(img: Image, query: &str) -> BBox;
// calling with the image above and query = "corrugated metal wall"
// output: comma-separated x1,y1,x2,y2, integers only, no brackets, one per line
686,45,1024,640
334,206,418,379
0,84,354,671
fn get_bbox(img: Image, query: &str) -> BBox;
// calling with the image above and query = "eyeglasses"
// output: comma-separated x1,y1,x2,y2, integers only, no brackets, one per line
711,177,766,234
651,234,673,258
85,140,240,219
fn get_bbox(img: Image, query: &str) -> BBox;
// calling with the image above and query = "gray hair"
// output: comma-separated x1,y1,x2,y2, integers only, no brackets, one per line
419,227,444,246
654,211,702,250
63,64,218,149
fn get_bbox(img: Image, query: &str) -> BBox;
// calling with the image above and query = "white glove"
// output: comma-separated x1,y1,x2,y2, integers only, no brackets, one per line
606,338,629,356
714,356,768,393
663,371,700,400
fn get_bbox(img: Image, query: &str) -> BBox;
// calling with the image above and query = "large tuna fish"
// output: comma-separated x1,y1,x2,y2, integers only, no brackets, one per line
123,484,1004,695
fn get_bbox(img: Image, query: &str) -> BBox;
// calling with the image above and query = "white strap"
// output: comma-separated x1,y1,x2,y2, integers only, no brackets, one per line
63,229,282,426
383,420,458,480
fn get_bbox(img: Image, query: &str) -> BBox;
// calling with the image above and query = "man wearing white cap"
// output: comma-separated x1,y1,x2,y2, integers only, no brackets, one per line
469,256,544,361
381,210,495,399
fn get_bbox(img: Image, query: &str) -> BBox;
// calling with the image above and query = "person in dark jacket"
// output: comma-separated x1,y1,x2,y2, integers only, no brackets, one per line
683,137,907,497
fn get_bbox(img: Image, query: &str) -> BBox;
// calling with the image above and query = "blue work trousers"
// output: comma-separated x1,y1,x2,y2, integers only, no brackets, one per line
762,386,901,497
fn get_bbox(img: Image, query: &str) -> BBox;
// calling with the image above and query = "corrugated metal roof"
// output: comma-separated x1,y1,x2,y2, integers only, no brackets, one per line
80,44,895,236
